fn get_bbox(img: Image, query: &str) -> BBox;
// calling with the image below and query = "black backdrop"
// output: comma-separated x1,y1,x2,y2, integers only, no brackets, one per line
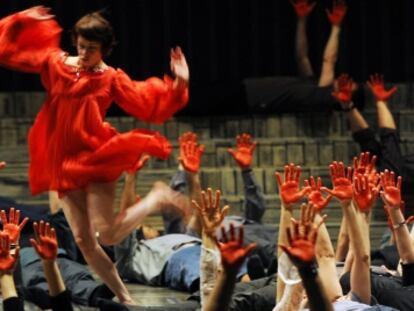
0,0,412,115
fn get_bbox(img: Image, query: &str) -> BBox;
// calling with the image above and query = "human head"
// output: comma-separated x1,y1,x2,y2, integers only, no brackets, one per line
71,11,116,60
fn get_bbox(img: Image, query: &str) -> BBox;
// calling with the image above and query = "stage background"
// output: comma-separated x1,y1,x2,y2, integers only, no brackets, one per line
0,0,412,115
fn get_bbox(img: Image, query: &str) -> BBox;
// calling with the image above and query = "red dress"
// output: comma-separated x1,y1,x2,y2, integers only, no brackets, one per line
0,12,188,195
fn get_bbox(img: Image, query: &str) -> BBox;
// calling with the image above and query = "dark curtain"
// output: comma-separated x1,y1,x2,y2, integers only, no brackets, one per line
0,0,412,115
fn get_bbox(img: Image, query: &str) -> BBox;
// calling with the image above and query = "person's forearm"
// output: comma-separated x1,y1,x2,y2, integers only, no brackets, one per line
299,265,333,311
345,108,369,133
335,217,349,261
204,269,237,311
0,274,18,300
314,214,343,301
341,202,369,260
242,168,265,222
277,204,293,302
295,18,313,77
388,208,414,263
319,26,341,86
42,260,66,297
186,172,203,235
376,101,397,129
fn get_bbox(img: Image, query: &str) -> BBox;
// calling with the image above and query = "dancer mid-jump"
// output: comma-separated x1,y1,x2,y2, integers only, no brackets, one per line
0,6,189,304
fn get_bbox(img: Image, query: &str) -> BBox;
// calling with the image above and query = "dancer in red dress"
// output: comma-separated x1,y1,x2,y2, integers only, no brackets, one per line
0,6,189,303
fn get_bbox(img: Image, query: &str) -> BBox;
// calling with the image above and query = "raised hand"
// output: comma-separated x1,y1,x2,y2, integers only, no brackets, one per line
179,131,198,146
353,174,380,212
227,133,257,170
214,224,256,272
0,161,6,170
1,208,29,244
275,163,310,208
290,0,316,18
178,132,204,173
331,73,354,104
353,152,377,175
22,6,54,20
322,161,353,203
30,221,58,261
326,0,347,26
304,176,332,211
192,188,230,234
367,73,398,102
380,170,402,208
0,233,19,275
127,154,150,174
170,46,189,86
279,204,325,268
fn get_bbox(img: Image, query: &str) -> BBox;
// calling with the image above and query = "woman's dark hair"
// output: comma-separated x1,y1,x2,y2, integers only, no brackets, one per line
71,10,116,58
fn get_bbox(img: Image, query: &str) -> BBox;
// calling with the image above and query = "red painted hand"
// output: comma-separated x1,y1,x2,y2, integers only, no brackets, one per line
353,152,376,175
215,223,256,272
279,204,325,268
227,133,257,170
179,131,198,146
367,74,398,102
305,176,332,211
322,161,353,203
1,208,29,244
0,233,19,274
275,163,310,208
332,73,354,104
179,141,205,173
353,174,380,212
0,161,6,170
380,170,402,208
192,188,230,234
290,0,316,18
326,0,347,26
30,221,58,260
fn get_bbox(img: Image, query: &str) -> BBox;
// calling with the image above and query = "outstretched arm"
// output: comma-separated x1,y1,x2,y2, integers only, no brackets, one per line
228,133,265,222
290,0,316,78
275,164,310,303
367,73,398,129
381,172,414,264
280,204,333,311
332,74,369,133
204,224,256,311
178,132,205,235
30,221,73,311
304,176,342,301
319,0,347,87
192,188,230,307
323,161,371,304
0,233,23,311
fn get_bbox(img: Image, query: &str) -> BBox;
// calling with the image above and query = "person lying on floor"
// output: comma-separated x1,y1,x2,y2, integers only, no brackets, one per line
162,132,277,278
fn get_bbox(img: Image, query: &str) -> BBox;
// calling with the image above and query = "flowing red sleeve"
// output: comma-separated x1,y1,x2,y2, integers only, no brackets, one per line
0,11,62,73
112,69,189,123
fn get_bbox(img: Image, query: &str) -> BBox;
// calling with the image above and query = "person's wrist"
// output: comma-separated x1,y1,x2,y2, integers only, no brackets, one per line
298,261,318,279
341,101,355,112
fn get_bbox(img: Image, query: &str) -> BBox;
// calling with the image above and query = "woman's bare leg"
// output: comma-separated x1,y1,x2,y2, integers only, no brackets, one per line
61,190,133,304
87,180,190,245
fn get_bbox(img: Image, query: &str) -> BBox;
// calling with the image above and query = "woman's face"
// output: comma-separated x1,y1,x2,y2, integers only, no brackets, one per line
76,35,103,68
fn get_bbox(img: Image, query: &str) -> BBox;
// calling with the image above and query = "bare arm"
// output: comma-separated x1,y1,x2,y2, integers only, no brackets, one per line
290,0,315,78
319,1,347,86
367,74,398,129
318,26,341,87
205,225,256,311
